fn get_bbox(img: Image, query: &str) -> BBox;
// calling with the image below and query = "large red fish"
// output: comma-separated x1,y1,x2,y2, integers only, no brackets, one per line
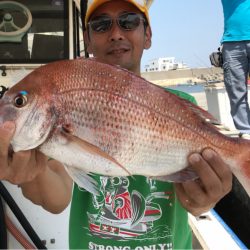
0,58,250,195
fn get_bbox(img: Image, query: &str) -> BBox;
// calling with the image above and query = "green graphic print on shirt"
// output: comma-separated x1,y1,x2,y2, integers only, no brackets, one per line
69,89,196,250
70,176,192,250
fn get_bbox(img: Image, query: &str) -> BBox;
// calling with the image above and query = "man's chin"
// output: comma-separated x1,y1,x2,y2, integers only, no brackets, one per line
113,58,131,68
97,55,135,72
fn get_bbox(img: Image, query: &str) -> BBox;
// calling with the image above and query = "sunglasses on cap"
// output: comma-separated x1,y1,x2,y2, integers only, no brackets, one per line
88,12,146,33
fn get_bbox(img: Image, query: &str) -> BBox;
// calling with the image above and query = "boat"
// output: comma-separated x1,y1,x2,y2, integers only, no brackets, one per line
0,0,249,249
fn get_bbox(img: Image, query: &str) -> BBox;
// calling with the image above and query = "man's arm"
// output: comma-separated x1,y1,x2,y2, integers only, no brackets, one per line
0,122,72,214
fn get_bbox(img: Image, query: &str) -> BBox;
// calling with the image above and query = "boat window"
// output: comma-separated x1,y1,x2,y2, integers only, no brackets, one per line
0,0,69,64
73,4,85,58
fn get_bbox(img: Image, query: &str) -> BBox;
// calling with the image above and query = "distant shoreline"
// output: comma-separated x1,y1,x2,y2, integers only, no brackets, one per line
141,67,223,87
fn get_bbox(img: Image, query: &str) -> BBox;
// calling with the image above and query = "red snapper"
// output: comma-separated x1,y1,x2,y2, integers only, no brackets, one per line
0,58,250,195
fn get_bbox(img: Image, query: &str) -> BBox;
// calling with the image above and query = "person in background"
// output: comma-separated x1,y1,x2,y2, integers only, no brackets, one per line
0,0,232,249
221,0,250,138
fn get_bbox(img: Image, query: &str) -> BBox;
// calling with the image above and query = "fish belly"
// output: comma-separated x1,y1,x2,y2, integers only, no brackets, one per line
40,131,193,177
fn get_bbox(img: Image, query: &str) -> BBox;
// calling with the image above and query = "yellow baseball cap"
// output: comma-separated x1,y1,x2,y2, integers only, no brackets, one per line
85,0,153,26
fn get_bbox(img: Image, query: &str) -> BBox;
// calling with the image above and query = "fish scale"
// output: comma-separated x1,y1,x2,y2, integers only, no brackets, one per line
1,58,250,196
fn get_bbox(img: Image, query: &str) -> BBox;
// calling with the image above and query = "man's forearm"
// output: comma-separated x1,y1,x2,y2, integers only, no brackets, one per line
20,160,73,214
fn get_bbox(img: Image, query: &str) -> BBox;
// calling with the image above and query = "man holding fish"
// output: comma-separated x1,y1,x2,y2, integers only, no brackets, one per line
0,0,233,249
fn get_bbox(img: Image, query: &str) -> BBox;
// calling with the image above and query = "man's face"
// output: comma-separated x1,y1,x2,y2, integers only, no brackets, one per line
85,0,152,75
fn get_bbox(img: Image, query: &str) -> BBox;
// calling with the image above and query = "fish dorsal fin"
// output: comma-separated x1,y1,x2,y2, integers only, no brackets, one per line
61,127,131,176
180,98,219,125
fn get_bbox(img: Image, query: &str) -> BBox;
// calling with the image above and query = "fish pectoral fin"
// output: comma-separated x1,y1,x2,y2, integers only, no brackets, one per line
61,129,131,175
64,165,99,195
150,167,198,182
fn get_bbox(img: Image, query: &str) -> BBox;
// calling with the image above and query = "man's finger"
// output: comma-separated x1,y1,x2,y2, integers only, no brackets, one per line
202,148,232,190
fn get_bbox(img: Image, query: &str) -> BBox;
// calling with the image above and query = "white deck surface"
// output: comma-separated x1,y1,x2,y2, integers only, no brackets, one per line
189,210,246,250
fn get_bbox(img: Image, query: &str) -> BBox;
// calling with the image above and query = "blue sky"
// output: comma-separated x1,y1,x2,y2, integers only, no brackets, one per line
141,0,224,70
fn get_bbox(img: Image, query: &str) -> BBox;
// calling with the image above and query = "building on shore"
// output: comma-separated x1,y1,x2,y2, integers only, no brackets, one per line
144,57,188,72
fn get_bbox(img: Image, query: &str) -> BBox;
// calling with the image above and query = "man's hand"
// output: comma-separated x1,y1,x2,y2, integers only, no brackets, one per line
175,148,232,216
0,121,72,213
0,121,47,184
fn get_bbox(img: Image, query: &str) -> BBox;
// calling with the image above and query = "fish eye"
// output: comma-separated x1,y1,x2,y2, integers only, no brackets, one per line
14,94,28,108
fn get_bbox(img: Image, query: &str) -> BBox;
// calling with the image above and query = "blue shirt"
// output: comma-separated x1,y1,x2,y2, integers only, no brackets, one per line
221,0,250,42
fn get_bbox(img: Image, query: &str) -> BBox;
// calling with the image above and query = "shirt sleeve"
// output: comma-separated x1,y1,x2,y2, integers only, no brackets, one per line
164,87,198,105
